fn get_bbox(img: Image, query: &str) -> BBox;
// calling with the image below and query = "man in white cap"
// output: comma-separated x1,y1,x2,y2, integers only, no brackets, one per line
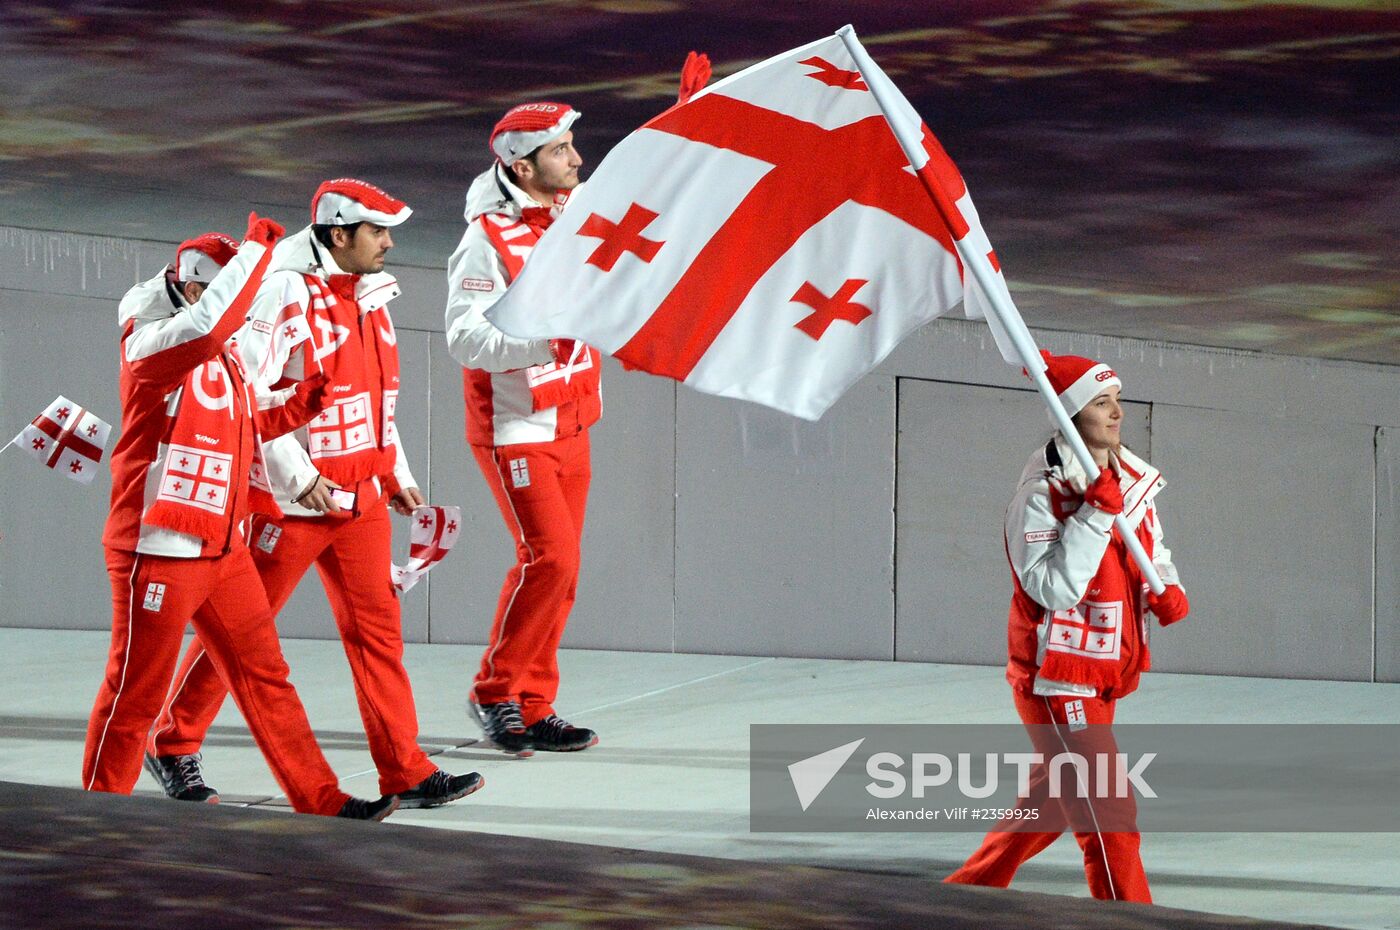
152,180,485,809
444,102,602,756
91,218,396,821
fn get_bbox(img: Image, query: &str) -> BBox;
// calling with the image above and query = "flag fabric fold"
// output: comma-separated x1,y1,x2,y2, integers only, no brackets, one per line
486,29,1033,420
10,395,112,485
391,505,462,594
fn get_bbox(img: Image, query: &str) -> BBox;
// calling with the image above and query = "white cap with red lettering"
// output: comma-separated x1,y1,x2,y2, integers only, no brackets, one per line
175,232,240,283
1039,350,1122,417
311,178,412,227
490,102,581,165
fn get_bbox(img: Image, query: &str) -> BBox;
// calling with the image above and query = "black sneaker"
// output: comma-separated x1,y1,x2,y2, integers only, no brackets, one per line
524,715,599,752
396,769,485,809
143,752,219,803
468,699,535,757
336,795,399,821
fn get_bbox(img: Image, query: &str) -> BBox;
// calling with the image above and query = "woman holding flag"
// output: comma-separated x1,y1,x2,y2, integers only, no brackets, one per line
945,351,1190,903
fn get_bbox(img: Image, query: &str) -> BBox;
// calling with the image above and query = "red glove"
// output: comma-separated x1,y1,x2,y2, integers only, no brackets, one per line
1082,467,1123,515
1147,584,1190,626
677,51,711,105
244,211,285,248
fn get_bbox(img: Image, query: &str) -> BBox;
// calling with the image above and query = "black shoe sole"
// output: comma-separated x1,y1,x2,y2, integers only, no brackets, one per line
396,775,487,810
485,740,535,758
371,796,400,822
531,734,599,753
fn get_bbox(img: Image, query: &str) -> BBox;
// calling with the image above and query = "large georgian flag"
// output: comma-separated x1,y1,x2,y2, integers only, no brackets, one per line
486,28,1030,420
10,396,112,484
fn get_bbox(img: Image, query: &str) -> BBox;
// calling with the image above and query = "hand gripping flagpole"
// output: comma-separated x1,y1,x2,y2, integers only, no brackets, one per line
839,26,1164,594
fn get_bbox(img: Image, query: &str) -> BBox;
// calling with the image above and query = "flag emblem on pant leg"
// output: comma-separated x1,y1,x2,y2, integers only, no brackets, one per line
1065,699,1087,731
509,458,530,488
256,524,282,554
143,582,166,612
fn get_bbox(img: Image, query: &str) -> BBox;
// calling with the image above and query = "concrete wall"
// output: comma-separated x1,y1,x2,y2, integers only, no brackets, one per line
3,225,1397,682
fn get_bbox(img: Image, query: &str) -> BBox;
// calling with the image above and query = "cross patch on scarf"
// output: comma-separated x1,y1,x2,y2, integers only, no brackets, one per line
157,444,234,515
308,392,375,458
1046,600,1122,660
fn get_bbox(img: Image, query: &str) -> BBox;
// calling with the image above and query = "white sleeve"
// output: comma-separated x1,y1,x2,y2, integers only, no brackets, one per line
240,272,318,499
236,271,308,388
391,428,417,492
1007,477,1115,611
123,240,270,384
1147,502,1180,587
443,222,555,372
261,431,318,500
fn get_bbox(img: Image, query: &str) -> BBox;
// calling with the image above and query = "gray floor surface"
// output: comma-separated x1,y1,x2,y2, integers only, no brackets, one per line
2,627,1396,930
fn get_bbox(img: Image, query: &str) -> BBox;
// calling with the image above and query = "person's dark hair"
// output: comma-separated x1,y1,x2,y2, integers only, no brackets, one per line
312,222,363,250
504,148,542,185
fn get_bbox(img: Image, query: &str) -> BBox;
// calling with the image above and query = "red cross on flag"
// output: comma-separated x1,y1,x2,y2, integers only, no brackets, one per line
391,505,463,594
9,395,112,485
485,27,1035,420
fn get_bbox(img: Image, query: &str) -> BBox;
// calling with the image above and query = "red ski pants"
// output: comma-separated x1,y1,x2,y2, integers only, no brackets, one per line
152,495,436,796
472,431,590,725
84,547,348,815
944,690,1152,903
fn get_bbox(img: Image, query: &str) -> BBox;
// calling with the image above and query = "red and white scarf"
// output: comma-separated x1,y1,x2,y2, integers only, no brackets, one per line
480,204,602,412
297,273,401,487
144,352,280,542
1035,443,1163,690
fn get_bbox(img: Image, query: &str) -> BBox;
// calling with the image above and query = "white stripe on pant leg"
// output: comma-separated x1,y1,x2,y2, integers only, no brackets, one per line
1043,696,1118,901
87,556,142,790
481,454,536,689
149,646,209,752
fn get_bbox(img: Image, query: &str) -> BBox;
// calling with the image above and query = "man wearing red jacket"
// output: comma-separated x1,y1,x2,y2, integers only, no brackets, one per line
444,103,603,756
151,181,482,810
86,218,395,820
442,61,709,756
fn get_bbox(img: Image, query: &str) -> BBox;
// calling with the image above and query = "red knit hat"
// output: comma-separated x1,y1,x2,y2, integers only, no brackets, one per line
1039,350,1122,417
174,232,239,283
311,178,412,227
490,102,581,165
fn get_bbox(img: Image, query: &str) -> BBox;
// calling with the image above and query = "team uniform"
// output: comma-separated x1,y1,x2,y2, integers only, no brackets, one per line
153,182,481,807
946,353,1189,903
444,103,601,753
84,225,387,819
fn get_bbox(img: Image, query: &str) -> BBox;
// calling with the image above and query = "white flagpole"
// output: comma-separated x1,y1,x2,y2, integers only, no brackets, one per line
839,25,1164,593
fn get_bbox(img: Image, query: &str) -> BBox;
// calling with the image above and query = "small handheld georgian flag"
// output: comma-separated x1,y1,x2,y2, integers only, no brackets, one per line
11,395,112,485
391,505,463,594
